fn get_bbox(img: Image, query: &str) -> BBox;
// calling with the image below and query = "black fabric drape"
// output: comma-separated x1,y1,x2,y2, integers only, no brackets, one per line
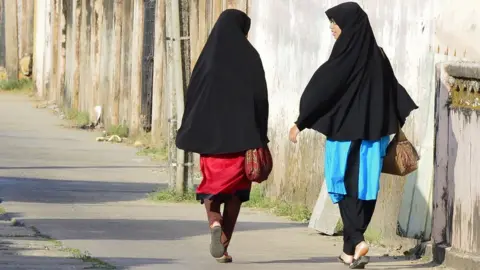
176,9,269,155
295,2,418,141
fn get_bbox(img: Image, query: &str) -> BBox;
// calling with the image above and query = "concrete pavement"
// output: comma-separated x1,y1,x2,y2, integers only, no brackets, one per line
0,92,446,269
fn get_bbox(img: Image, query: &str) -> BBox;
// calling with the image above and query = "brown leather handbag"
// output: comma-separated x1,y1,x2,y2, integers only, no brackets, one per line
382,126,420,176
245,146,273,183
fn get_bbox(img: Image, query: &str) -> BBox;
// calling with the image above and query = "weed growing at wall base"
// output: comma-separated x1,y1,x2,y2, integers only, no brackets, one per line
148,188,197,203
0,79,33,92
149,185,312,222
244,186,312,222
64,108,91,128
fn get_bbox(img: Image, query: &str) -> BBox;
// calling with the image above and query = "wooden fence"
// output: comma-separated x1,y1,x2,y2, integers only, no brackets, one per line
32,0,246,136
31,0,249,189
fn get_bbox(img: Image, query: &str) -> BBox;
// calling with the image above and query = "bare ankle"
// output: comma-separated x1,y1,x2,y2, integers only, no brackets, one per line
354,241,369,259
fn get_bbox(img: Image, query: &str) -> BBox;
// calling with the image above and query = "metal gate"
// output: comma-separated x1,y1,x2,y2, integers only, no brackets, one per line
141,0,156,131
0,0,6,67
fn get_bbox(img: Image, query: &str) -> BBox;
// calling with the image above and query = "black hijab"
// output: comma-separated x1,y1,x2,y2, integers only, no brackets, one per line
176,9,269,155
295,2,418,141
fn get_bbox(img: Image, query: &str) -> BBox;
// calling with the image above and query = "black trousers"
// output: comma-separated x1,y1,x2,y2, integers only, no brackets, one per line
339,140,377,255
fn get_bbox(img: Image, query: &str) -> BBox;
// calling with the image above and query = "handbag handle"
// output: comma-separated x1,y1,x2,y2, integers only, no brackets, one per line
395,123,408,142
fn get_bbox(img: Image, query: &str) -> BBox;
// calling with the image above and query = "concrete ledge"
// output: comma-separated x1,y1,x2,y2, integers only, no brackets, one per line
427,243,480,270
444,61,480,80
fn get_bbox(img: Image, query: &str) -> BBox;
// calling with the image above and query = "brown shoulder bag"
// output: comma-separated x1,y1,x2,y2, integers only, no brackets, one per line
382,126,420,176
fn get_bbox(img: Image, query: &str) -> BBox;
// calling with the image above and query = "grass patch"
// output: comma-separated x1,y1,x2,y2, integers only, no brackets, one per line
0,79,33,92
148,188,197,203
0,206,5,215
64,108,90,127
136,145,168,161
128,131,168,161
148,186,311,222
244,187,312,222
107,125,129,138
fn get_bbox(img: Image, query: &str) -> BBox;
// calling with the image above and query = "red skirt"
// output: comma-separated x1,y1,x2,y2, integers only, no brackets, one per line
196,152,252,203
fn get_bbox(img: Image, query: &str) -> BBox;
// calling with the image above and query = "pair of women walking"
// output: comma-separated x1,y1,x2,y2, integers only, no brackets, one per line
176,2,418,268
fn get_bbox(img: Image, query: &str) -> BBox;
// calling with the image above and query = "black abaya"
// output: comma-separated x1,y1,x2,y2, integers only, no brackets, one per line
295,2,418,141
176,9,269,155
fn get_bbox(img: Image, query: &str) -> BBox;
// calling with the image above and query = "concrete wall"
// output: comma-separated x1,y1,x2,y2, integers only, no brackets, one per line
433,62,480,269
247,0,480,244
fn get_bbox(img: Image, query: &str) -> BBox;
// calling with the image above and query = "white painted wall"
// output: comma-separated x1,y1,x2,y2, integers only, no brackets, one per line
248,0,480,240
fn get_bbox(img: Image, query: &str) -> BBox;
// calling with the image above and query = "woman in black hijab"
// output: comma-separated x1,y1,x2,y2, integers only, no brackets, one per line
289,2,417,269
176,9,269,263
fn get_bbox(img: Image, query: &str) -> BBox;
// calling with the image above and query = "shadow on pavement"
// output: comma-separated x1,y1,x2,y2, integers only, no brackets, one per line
0,176,165,204
16,218,304,241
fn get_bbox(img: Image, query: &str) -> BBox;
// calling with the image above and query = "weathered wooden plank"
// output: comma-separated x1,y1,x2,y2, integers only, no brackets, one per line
119,0,133,127
129,0,144,135
4,0,18,80
111,0,123,126
152,0,167,145
90,0,102,113
72,0,82,109
19,0,34,57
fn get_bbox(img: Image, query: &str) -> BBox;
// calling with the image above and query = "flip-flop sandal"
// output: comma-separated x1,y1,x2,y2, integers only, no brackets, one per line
216,253,233,263
209,225,225,258
337,256,350,265
349,256,369,269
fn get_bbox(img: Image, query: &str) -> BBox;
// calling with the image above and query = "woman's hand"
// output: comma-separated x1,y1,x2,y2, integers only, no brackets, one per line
289,124,300,143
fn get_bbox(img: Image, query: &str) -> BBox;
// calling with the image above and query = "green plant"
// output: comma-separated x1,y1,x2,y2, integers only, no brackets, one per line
136,145,168,161
244,186,312,222
0,79,33,91
148,188,197,203
107,125,129,138
64,109,90,127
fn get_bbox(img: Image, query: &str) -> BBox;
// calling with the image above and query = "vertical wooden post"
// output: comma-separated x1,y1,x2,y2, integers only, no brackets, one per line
152,0,166,145
171,0,186,194
20,0,34,56
195,0,206,67
72,0,82,109
111,0,123,126
212,0,222,22
50,0,58,100
189,0,198,70
91,0,102,114
130,0,144,134
56,0,67,104
4,0,18,80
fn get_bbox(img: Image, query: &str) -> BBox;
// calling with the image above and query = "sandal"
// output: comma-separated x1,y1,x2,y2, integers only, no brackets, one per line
349,256,369,269
216,252,233,263
209,224,225,258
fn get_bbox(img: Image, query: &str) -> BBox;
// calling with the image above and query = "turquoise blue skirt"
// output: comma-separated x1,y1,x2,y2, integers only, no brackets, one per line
324,136,390,204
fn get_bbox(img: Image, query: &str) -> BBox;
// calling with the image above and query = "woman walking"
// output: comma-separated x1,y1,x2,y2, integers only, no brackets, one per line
176,9,269,263
289,2,418,269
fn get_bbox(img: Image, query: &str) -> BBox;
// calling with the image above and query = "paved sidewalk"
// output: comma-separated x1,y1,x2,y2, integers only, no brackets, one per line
0,216,108,269
0,93,447,269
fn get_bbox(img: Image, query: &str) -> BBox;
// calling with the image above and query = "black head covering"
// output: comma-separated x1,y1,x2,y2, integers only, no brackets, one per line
176,9,269,155
295,2,418,141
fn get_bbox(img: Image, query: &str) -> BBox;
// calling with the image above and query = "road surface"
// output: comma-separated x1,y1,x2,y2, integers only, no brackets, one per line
0,93,443,270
